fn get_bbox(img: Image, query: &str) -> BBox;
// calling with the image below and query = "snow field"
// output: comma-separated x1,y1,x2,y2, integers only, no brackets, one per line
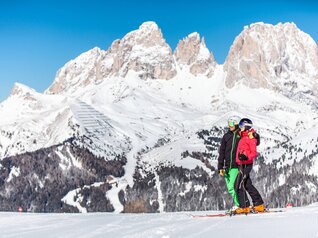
0,204,317,238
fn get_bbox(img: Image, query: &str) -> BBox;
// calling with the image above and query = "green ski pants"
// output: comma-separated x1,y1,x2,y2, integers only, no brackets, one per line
224,168,239,206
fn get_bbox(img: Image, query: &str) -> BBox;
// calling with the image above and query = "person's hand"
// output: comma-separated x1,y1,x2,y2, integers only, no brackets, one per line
219,169,225,176
239,153,248,161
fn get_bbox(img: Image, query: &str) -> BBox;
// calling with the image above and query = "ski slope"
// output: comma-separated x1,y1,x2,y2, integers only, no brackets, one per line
1,204,317,238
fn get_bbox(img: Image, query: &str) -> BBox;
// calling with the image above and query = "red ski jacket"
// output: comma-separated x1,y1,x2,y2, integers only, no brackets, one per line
236,129,258,165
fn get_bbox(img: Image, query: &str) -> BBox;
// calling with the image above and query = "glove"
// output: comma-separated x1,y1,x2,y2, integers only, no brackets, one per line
219,168,229,176
219,169,225,176
239,153,248,161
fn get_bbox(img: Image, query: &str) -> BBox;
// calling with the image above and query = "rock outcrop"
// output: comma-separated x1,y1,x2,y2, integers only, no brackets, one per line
224,22,318,98
174,32,216,77
46,22,177,95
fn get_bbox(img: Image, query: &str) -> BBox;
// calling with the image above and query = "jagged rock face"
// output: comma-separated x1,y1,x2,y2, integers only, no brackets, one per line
47,22,177,95
106,21,177,80
224,22,318,96
10,83,36,97
46,47,107,95
174,33,216,77
8,83,40,104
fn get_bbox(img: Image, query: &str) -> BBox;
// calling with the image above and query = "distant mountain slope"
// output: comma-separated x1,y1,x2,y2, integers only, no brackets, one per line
0,21,317,212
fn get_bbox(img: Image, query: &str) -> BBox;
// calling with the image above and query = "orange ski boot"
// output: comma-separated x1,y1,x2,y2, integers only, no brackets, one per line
234,207,251,214
253,204,266,213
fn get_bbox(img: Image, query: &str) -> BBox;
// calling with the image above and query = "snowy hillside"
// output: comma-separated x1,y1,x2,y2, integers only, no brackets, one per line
0,21,317,213
0,83,73,158
1,204,318,238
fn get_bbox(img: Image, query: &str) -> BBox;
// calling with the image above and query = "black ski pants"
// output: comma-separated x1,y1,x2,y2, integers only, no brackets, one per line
235,163,264,208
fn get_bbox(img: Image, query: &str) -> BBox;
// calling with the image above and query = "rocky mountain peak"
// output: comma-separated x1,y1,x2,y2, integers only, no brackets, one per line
139,21,159,30
46,22,178,95
174,32,216,77
10,83,36,98
138,21,160,34
123,21,166,48
107,21,177,80
46,47,106,95
224,22,318,99
174,32,201,65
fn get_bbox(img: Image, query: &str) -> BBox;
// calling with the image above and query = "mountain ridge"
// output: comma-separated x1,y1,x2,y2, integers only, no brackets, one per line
0,21,317,213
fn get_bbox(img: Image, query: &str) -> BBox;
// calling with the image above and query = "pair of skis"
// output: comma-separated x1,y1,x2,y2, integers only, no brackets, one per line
191,209,285,218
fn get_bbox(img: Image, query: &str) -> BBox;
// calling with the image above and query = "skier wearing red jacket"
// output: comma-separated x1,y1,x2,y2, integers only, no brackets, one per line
234,118,265,214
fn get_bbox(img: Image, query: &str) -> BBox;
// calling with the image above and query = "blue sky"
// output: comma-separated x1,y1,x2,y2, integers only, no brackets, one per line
0,0,317,102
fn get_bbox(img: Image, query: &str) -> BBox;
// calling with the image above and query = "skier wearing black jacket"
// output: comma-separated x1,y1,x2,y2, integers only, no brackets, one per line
218,116,241,209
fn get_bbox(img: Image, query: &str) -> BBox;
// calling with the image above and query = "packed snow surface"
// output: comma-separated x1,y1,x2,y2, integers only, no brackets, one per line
1,204,317,238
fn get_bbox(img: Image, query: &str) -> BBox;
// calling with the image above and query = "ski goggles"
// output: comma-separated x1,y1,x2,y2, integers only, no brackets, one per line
228,120,237,127
239,121,253,128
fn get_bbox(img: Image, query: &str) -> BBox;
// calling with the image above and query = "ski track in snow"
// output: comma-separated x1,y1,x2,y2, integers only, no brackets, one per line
0,205,317,238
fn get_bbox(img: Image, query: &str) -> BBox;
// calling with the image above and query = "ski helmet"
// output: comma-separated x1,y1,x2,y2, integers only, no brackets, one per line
228,116,240,127
239,118,253,130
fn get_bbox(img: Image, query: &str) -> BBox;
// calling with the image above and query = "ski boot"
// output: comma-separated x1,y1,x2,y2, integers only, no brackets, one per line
233,207,251,215
252,204,266,213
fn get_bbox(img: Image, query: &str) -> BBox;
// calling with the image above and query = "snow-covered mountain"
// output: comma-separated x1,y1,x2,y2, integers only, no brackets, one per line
174,32,216,77
0,21,317,213
46,22,177,95
0,83,73,158
224,22,318,107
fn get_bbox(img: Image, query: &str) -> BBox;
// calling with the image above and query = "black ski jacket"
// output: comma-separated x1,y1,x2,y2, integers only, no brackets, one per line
217,129,240,170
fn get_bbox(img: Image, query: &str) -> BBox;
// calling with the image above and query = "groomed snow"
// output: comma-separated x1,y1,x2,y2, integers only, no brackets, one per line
0,204,317,237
